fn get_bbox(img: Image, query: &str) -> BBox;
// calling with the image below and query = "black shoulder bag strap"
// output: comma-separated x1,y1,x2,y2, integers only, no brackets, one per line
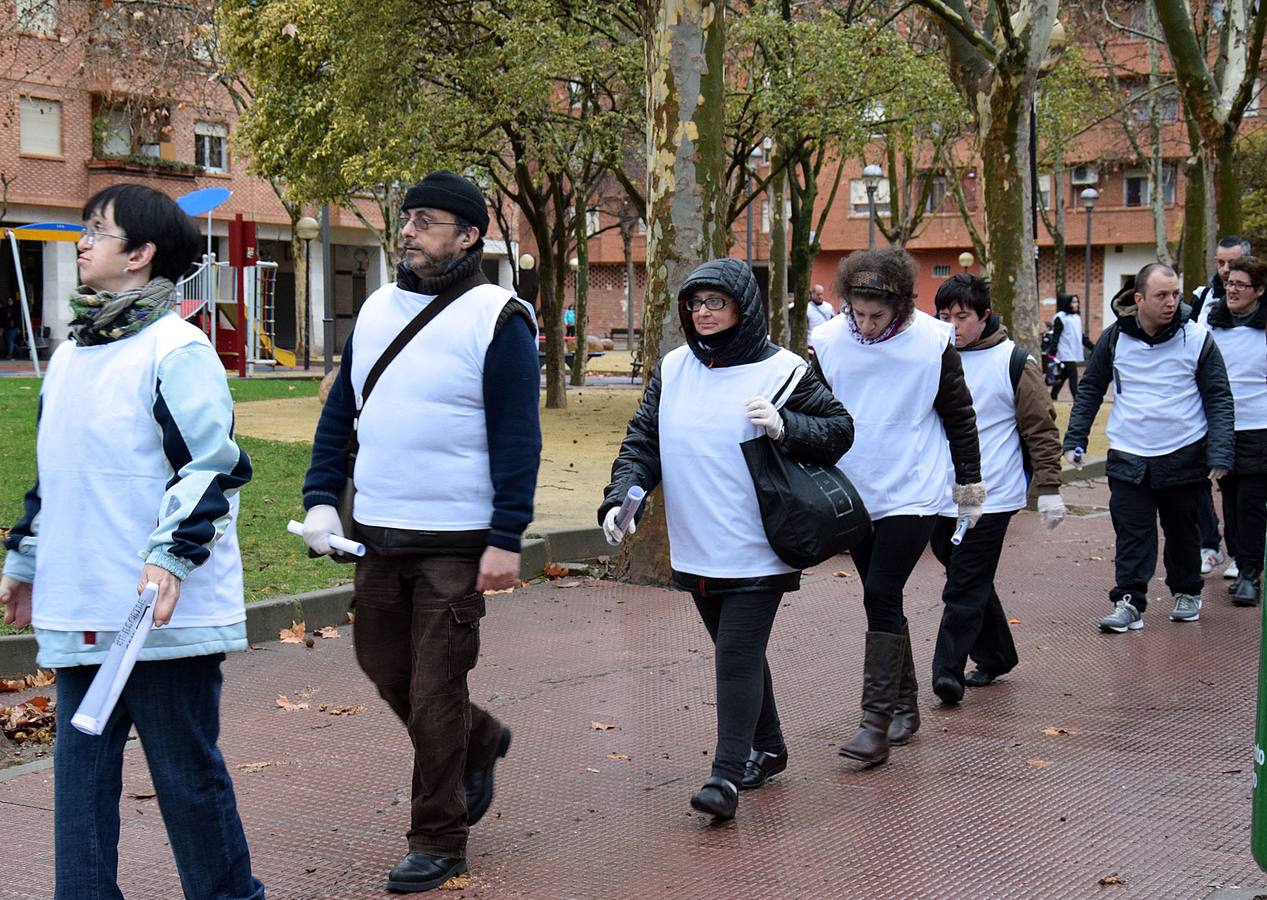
347,270,489,466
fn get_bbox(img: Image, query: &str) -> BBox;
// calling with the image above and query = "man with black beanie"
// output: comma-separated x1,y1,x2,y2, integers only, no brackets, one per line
301,171,541,892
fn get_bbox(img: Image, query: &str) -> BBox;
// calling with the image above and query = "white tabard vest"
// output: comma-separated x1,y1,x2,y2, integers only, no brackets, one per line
1209,322,1267,431
940,341,1028,515
1107,321,1209,456
813,311,955,519
658,345,804,577
1054,310,1085,363
32,314,244,631
349,281,534,531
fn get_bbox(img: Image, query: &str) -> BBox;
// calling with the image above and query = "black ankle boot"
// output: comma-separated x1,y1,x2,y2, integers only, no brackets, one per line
1233,573,1262,607
839,631,904,767
887,625,920,745
933,674,964,704
738,748,788,790
690,776,738,820
386,852,467,893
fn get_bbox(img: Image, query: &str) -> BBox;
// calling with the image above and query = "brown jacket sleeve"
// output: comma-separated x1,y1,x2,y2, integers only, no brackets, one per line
932,344,982,485
1015,355,1062,495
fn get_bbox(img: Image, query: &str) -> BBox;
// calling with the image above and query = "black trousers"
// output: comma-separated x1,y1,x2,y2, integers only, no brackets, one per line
851,515,938,634
1221,472,1267,577
1107,478,1204,610
929,511,1019,682
691,587,785,783
1198,478,1223,552
1049,362,1079,400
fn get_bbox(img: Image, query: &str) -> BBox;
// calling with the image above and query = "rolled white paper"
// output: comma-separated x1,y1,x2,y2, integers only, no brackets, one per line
286,519,366,557
71,584,157,736
950,515,971,546
607,485,646,546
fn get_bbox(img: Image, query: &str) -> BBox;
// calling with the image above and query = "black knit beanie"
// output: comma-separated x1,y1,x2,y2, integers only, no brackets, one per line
402,171,489,236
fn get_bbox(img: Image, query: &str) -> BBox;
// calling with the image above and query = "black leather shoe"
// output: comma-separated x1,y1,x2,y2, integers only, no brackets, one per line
689,776,738,820
964,668,998,688
386,852,467,893
738,748,788,790
465,726,512,826
932,675,964,705
1233,574,1262,607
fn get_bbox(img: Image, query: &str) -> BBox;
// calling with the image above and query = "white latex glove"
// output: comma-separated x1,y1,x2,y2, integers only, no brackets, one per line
603,506,637,545
1037,493,1066,531
1064,449,1084,469
745,396,785,442
957,503,984,530
302,504,344,556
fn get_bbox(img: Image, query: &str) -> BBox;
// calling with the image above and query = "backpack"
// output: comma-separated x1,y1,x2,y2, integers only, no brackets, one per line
1009,344,1035,482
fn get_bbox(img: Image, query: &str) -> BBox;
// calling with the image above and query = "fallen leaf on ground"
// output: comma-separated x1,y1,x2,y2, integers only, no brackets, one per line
590,721,616,731
275,694,308,712
346,611,355,624
237,761,276,773
1098,873,1127,886
832,571,854,578
25,670,55,687
1040,727,1072,736
1025,759,1052,768
322,705,367,716
0,695,55,740
555,580,585,589
1008,619,1022,625
439,874,470,890
279,621,306,643
607,752,631,760
315,626,340,639
1089,555,1104,561
543,563,570,579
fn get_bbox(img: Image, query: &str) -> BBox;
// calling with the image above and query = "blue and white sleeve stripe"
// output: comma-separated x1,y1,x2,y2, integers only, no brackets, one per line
145,344,252,579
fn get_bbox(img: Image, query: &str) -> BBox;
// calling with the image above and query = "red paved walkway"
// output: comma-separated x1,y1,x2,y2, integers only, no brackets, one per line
1,480,1263,898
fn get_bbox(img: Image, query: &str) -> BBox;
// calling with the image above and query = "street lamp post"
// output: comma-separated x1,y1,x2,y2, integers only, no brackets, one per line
1081,187,1099,318
320,204,334,375
745,144,764,268
863,164,883,250
295,215,320,371
958,251,975,273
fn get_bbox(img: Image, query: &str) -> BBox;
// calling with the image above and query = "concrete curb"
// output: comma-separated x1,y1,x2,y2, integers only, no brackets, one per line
0,525,610,677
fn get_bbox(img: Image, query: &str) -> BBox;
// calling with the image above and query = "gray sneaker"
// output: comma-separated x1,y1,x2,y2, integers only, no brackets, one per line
1170,592,1202,622
1099,598,1144,633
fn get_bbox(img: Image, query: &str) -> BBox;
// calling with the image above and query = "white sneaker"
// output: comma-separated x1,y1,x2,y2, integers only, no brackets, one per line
1201,548,1224,575
1225,559,1240,580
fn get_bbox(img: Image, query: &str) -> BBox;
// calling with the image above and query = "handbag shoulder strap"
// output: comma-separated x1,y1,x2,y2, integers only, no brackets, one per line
771,362,808,410
359,270,488,408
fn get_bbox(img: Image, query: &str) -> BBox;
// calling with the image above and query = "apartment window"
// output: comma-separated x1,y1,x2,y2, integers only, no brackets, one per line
1037,173,1052,210
95,100,171,158
1124,164,1176,207
1247,78,1262,118
923,175,948,213
932,264,952,278
1130,85,1179,122
195,122,228,172
17,0,57,33
586,208,600,236
99,108,131,156
849,178,891,215
20,97,61,157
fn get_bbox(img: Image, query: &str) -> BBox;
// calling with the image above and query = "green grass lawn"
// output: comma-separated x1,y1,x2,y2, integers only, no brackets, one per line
0,378,348,635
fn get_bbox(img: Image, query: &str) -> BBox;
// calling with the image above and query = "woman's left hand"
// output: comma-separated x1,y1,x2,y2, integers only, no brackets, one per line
745,397,785,441
138,564,182,627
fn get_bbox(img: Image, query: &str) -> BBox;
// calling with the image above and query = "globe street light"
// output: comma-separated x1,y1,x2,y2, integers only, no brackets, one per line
1081,187,1100,319
958,251,974,273
295,215,320,370
862,164,883,249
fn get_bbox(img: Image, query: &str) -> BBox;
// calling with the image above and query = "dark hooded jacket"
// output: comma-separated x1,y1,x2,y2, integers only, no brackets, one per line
1206,297,1267,474
597,258,854,588
1063,289,1235,487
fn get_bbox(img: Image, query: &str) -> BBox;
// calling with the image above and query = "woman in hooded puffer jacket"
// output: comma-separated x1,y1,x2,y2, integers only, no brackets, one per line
599,258,853,822
810,247,984,769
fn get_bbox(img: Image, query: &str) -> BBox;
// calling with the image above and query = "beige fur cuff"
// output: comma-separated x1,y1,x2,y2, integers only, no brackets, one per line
953,481,988,507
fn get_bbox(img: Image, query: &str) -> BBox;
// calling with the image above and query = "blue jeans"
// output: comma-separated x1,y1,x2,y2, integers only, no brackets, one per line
54,654,264,900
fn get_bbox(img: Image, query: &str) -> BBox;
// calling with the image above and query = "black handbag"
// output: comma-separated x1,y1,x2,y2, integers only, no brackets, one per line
740,367,871,570
323,270,488,562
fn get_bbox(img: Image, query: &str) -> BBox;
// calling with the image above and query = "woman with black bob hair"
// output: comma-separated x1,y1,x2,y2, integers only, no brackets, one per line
600,258,854,821
0,183,263,897
1205,255,1267,606
810,247,984,768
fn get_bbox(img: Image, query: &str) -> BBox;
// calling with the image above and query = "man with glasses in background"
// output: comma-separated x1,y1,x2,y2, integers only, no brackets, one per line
301,171,541,893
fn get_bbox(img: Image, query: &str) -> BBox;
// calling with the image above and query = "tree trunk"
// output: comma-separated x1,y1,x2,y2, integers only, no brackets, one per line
569,192,590,387
1182,151,1207,297
291,219,308,366
787,154,818,357
621,220,637,351
620,0,727,585
768,157,789,348
1147,5,1174,267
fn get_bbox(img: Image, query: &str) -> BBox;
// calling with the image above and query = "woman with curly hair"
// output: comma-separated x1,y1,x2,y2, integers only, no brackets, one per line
810,247,984,767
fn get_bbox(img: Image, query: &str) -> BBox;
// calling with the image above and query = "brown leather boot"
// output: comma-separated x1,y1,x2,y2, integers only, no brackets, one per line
887,625,920,745
839,631,904,766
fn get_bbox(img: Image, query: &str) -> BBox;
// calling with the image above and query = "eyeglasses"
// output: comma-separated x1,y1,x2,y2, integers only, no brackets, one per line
80,227,129,247
1226,279,1256,291
682,296,732,312
400,212,468,232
